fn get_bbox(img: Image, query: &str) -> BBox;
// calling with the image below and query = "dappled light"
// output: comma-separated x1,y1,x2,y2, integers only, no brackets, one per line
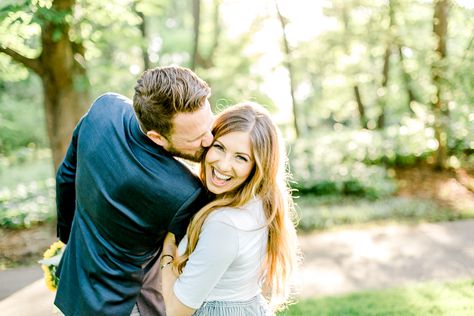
0,0,473,314
297,220,474,298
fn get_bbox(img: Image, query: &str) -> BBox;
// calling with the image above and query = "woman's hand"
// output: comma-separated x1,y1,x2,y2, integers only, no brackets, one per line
162,232,177,257
161,232,195,316
160,232,178,276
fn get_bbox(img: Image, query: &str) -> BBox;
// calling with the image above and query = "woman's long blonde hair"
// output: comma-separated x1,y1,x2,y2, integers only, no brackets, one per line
175,102,299,310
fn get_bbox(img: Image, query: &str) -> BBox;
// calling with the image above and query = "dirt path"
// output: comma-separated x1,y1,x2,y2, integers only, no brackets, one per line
296,219,474,298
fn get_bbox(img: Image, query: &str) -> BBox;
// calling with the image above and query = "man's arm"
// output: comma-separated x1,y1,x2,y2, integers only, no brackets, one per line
167,188,209,243
56,117,84,243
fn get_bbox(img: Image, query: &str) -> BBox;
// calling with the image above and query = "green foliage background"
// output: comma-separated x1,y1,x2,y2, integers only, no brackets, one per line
0,0,473,229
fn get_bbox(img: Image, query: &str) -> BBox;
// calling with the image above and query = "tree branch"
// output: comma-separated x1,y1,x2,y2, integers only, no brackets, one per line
0,47,43,75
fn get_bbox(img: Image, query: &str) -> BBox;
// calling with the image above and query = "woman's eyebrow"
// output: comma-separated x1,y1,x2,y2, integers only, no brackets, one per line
214,140,225,147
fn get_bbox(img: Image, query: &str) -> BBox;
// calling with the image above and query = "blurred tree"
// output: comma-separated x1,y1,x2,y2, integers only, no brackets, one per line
132,2,150,70
2,0,471,176
186,2,274,112
0,0,165,167
338,0,368,129
0,0,90,169
191,0,221,70
431,0,450,170
191,0,201,70
274,0,301,137
397,45,419,112
130,0,168,73
393,0,421,114
202,20,276,112
375,0,395,129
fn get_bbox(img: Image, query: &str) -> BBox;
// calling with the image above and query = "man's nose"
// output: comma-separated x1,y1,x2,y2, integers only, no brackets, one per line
201,131,214,147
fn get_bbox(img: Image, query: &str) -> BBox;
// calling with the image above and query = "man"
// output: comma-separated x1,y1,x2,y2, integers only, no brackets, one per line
54,66,214,316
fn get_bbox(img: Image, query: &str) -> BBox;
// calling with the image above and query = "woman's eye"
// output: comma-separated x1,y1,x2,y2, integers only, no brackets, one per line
236,155,248,162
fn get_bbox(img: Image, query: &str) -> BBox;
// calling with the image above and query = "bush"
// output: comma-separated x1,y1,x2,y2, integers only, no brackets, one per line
0,77,47,155
287,123,452,198
0,178,56,229
289,136,398,198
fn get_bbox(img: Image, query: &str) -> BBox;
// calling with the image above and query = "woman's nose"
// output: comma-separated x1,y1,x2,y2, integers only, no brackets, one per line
216,155,232,172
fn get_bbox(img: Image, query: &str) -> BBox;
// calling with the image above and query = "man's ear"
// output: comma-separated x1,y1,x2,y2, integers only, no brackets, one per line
146,130,169,147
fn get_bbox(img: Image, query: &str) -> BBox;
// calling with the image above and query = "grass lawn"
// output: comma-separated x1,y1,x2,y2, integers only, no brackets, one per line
278,279,474,316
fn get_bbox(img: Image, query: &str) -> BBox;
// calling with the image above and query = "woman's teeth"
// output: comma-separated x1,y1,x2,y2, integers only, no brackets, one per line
213,168,231,181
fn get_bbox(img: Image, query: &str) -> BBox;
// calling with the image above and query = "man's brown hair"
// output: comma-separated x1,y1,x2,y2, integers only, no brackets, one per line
133,66,211,137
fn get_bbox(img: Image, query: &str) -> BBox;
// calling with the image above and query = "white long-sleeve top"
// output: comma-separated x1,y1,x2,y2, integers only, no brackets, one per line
173,197,268,309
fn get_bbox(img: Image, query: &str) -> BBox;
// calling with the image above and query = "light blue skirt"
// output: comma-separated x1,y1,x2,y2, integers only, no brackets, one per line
193,296,274,316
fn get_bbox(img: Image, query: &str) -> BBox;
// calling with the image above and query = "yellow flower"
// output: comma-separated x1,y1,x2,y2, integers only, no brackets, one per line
43,241,65,258
40,240,65,292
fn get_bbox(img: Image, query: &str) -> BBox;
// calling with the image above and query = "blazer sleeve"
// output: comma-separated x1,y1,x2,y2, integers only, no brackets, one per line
168,188,209,243
56,117,85,243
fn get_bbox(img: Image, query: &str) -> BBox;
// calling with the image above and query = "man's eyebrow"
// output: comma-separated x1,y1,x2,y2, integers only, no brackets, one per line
189,119,213,141
188,130,208,141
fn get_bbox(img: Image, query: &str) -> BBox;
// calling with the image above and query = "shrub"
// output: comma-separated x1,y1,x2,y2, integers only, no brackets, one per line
287,123,449,198
0,179,55,229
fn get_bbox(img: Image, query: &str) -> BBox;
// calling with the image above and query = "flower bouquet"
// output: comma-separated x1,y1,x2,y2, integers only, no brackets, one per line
38,240,65,291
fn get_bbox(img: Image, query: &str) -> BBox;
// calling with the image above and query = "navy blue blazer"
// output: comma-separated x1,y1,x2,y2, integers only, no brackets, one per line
54,93,208,316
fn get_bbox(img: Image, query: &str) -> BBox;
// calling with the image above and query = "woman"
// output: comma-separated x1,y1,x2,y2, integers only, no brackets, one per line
160,102,299,315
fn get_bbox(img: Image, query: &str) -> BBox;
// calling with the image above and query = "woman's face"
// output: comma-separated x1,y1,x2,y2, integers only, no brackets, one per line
204,131,254,195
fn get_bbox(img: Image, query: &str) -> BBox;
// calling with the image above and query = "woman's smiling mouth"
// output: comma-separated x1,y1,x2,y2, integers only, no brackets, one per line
211,167,231,186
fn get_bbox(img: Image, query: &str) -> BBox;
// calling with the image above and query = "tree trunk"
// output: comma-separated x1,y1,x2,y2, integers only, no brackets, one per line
339,2,368,130
41,0,90,169
354,85,368,129
377,46,391,129
432,0,449,170
1,0,90,170
397,45,418,112
376,0,395,129
134,7,150,70
193,0,221,69
275,0,301,137
205,0,221,68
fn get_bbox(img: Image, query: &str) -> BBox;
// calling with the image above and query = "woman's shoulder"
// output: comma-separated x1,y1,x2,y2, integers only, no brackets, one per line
206,197,265,230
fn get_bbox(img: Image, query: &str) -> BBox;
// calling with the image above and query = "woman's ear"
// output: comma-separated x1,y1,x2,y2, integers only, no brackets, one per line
147,130,169,147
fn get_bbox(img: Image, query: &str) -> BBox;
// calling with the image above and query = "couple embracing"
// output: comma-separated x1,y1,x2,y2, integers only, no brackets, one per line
54,66,299,316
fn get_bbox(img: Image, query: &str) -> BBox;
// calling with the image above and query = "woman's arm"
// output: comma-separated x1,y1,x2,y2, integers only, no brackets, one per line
162,218,239,314
161,232,196,316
